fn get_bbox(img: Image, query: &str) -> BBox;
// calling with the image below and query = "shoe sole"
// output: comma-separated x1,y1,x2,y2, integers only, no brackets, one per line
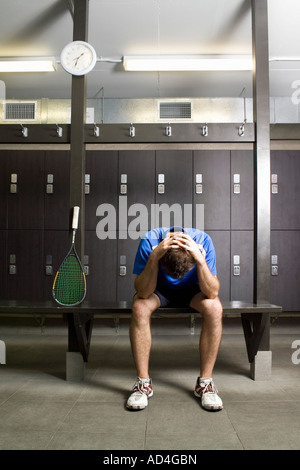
126,403,147,410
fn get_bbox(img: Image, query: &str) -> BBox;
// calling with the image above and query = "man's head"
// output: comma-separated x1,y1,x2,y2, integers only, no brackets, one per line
160,247,195,279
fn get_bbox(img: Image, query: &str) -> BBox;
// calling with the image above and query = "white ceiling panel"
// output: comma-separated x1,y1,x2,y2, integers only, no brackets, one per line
0,0,299,101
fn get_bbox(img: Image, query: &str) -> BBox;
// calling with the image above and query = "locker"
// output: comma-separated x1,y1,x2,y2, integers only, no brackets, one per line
0,230,7,299
271,231,300,311
7,230,44,300
117,151,155,301
194,151,230,231
7,151,45,230
44,151,70,230
85,150,118,231
230,150,254,230
271,150,300,230
85,231,117,303
43,230,69,300
119,150,155,235
206,231,230,302
0,152,8,229
117,236,140,302
230,231,254,302
155,150,192,228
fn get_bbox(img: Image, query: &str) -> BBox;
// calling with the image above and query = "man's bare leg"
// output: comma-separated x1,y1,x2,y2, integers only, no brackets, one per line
190,292,223,378
130,293,160,378
190,292,223,410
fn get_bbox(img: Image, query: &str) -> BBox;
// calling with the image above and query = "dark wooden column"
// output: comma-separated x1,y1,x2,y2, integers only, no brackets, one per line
251,0,271,357
70,0,89,259
252,0,271,304
67,0,94,369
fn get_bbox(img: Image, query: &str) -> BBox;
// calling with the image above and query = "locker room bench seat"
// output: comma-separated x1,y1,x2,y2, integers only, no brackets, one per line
0,300,282,381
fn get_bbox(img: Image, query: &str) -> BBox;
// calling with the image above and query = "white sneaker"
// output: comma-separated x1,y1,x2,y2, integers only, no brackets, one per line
194,377,223,411
126,377,153,410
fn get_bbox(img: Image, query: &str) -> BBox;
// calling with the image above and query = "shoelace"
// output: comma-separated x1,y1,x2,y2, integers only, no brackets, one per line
132,379,151,395
199,381,218,395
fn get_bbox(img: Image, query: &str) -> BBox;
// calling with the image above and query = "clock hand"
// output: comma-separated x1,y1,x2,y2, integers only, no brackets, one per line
74,52,85,67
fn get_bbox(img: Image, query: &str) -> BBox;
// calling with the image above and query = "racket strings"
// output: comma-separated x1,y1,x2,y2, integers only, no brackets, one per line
53,254,86,305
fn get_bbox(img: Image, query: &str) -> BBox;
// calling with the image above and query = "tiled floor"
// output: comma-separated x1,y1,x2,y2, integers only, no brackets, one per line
0,316,300,450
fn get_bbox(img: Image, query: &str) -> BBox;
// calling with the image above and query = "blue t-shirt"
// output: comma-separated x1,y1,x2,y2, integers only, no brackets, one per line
133,227,217,290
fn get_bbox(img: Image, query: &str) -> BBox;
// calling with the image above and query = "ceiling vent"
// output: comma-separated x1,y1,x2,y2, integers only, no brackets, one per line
4,101,37,121
159,101,192,120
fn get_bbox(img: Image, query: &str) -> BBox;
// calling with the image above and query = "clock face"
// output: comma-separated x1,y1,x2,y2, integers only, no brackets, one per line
60,41,97,76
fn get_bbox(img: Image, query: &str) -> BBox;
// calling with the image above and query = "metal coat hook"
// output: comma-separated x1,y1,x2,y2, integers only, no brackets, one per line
238,120,246,137
129,123,135,138
56,124,63,138
166,123,172,137
202,123,208,137
20,124,28,138
93,123,100,137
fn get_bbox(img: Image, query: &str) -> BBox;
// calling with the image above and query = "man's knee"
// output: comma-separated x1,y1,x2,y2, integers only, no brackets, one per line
132,294,159,323
190,294,223,320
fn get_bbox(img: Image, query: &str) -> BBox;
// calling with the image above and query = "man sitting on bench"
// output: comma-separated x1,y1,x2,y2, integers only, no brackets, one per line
127,226,223,412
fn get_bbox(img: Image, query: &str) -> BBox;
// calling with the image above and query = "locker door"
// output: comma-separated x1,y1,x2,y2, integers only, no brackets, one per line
230,231,254,302
7,230,44,300
118,151,155,302
119,150,155,236
44,151,70,230
85,231,117,303
0,152,8,229
43,230,69,301
7,151,45,230
155,150,192,228
271,231,300,311
0,230,7,299
194,151,230,231
207,230,230,302
271,150,300,230
85,150,118,231
117,237,140,302
231,150,254,230
85,151,118,301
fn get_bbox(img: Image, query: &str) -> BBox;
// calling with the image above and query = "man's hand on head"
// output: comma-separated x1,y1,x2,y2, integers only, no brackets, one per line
150,232,180,262
171,232,206,266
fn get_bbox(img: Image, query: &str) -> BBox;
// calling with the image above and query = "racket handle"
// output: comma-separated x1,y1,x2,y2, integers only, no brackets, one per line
72,206,80,229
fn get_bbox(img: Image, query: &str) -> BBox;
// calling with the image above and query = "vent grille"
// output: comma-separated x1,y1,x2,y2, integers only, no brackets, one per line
4,101,37,121
159,101,192,120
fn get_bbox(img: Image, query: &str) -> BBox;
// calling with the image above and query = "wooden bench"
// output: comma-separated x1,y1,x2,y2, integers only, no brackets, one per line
0,300,282,381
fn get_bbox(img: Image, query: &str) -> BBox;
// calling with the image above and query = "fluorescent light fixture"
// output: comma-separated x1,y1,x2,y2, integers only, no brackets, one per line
123,55,252,72
0,59,56,72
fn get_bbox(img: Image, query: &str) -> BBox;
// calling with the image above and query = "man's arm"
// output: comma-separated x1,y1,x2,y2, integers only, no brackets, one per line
134,234,178,299
174,232,220,299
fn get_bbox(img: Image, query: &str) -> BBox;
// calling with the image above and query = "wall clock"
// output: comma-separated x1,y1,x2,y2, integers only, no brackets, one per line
60,41,97,76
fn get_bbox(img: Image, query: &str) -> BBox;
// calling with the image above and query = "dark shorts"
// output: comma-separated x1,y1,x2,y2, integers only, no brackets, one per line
154,282,201,308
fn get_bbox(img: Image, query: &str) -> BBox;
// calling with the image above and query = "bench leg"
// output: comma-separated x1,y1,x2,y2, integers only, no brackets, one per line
66,351,85,381
241,312,272,380
250,350,272,380
64,313,94,381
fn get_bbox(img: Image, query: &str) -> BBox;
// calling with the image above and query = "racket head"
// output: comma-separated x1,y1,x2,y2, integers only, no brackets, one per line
52,249,86,306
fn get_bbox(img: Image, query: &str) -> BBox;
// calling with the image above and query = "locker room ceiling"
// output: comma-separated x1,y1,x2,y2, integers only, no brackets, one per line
0,0,299,101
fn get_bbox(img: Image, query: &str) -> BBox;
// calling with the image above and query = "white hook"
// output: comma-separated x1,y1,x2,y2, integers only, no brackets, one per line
202,124,208,137
93,123,100,137
20,124,28,138
56,124,63,138
238,122,245,137
166,123,172,137
130,123,135,138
